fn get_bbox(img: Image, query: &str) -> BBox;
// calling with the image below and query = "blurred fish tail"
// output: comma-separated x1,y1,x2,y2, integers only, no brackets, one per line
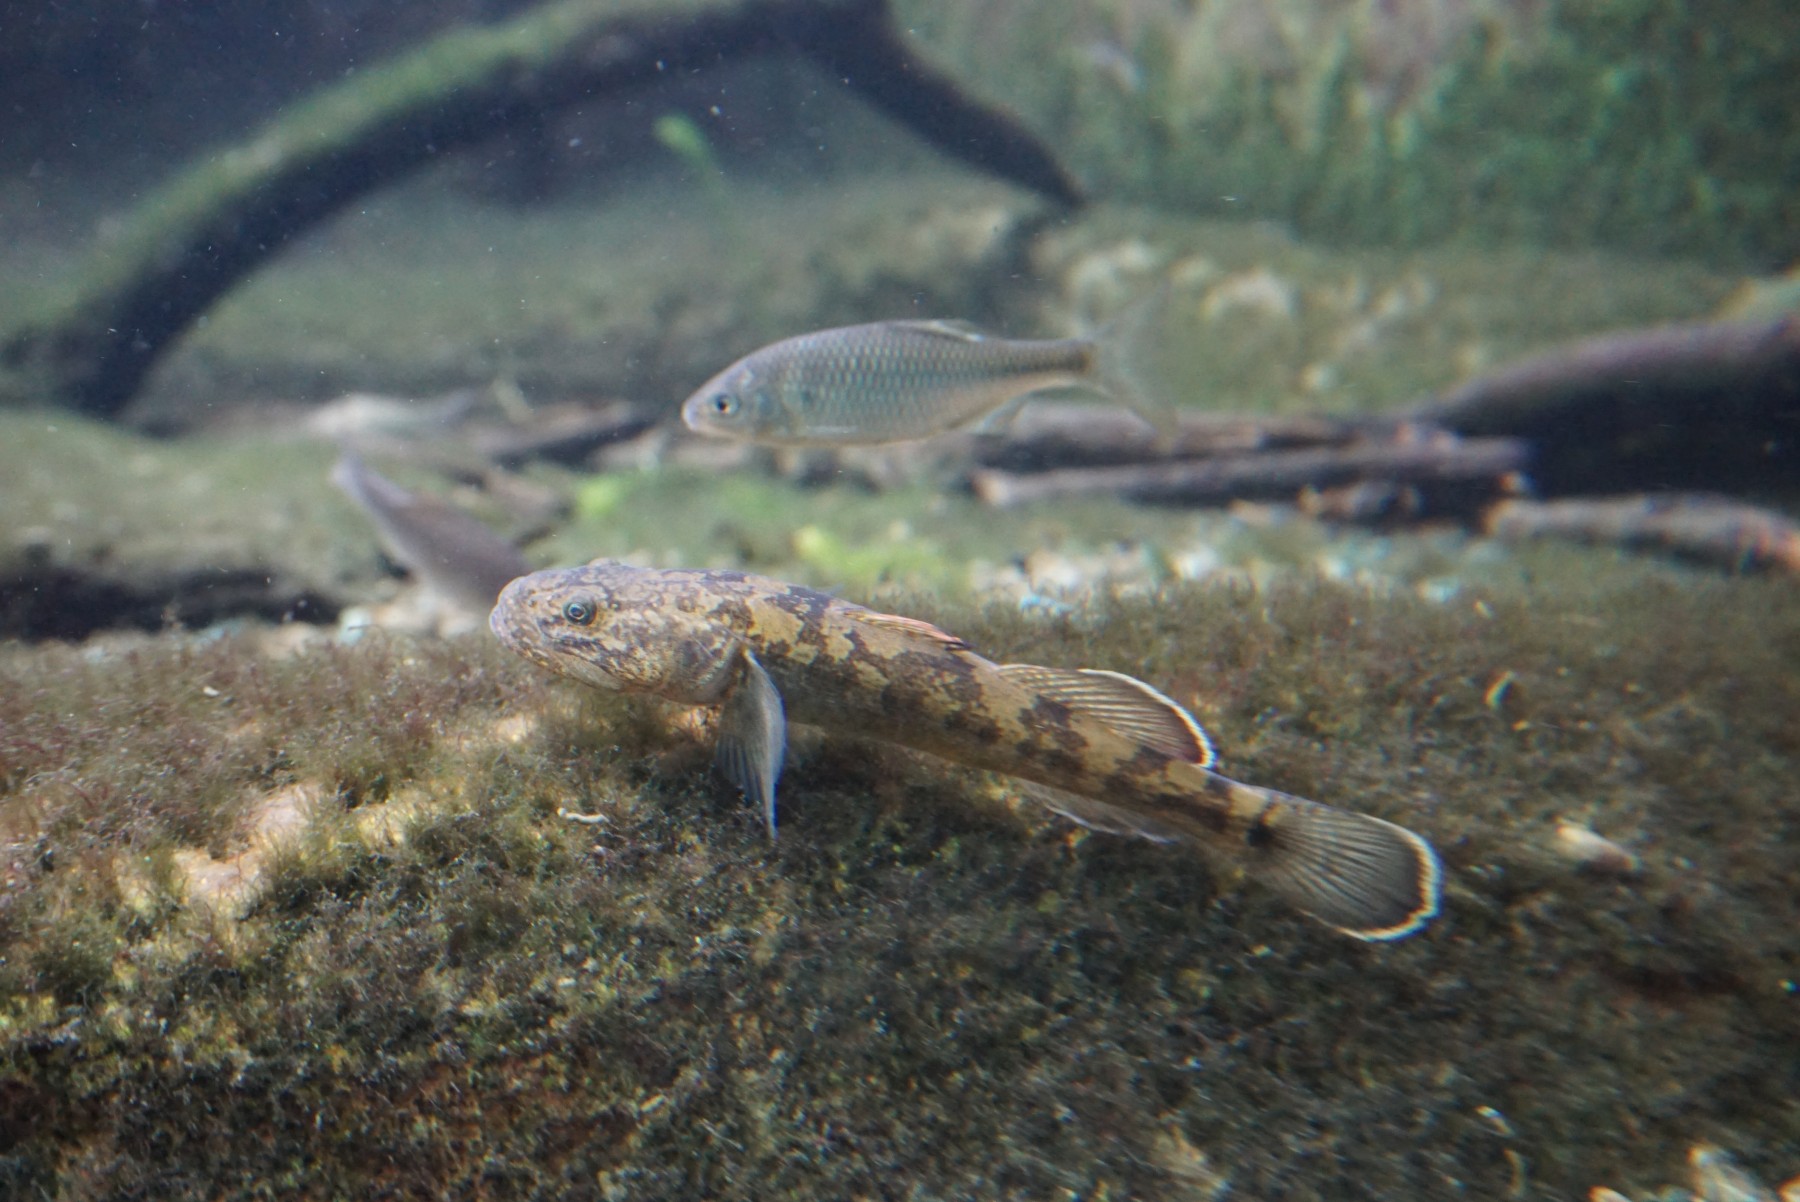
331,452,531,615
1086,287,1178,441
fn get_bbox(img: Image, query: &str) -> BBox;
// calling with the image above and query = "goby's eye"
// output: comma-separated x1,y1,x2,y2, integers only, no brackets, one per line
710,393,738,416
561,596,597,625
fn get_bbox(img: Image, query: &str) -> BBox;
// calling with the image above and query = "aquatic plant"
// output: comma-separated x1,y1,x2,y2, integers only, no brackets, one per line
653,111,737,226
897,0,1800,264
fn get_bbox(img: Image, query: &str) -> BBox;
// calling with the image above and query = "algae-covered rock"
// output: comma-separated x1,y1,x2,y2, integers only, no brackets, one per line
0,409,533,639
0,561,1794,1198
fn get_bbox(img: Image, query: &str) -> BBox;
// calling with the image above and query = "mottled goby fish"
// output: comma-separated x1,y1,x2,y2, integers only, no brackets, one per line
490,563,1442,940
680,319,1170,446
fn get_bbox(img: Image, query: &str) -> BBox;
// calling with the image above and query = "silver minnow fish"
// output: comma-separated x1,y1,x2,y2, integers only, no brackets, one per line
332,452,531,614
490,561,1443,941
680,319,1167,446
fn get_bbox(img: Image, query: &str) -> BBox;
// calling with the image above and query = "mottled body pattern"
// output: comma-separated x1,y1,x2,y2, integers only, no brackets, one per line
681,320,1151,446
491,563,1441,940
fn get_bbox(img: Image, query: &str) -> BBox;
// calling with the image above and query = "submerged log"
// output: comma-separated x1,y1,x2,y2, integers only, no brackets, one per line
0,0,1080,422
1411,315,1800,496
782,0,1083,208
971,431,1529,512
963,316,1800,533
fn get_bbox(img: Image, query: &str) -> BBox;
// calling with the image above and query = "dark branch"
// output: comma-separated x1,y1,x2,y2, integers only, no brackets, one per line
0,0,1080,421
971,431,1529,511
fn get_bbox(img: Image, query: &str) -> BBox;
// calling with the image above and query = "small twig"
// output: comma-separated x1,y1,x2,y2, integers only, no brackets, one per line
557,807,611,826
469,402,660,468
1483,494,1800,574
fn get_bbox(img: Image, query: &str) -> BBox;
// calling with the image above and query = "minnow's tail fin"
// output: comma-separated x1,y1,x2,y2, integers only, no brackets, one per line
1245,793,1442,941
1085,284,1180,443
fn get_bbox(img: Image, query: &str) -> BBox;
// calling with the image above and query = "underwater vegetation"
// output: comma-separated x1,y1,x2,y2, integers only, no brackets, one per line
900,0,1800,265
0,563,1796,1198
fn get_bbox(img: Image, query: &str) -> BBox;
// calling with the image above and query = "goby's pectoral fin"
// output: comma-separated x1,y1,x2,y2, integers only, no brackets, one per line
714,649,788,838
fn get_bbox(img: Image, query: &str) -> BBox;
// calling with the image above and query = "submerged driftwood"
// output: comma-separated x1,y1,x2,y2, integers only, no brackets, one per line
968,403,1367,473
948,312,1800,571
970,427,1529,512
468,401,661,468
0,0,1079,422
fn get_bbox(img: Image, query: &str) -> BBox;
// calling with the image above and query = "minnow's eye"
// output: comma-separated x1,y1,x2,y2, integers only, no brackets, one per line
709,393,739,418
561,596,598,626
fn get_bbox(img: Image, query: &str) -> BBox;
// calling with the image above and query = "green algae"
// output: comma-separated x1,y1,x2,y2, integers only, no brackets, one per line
0,411,363,597
537,467,1224,597
1,560,1795,1198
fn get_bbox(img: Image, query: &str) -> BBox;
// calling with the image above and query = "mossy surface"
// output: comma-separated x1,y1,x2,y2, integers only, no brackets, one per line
116,176,1737,426
0,413,354,581
1,563,1795,1198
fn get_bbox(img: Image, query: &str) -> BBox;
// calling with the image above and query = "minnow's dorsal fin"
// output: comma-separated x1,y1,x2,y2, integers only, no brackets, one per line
893,318,988,343
846,608,971,649
714,650,788,838
997,664,1216,766
1016,781,1186,844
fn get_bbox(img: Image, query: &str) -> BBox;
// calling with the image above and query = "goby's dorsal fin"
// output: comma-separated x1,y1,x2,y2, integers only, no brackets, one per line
997,664,1215,766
